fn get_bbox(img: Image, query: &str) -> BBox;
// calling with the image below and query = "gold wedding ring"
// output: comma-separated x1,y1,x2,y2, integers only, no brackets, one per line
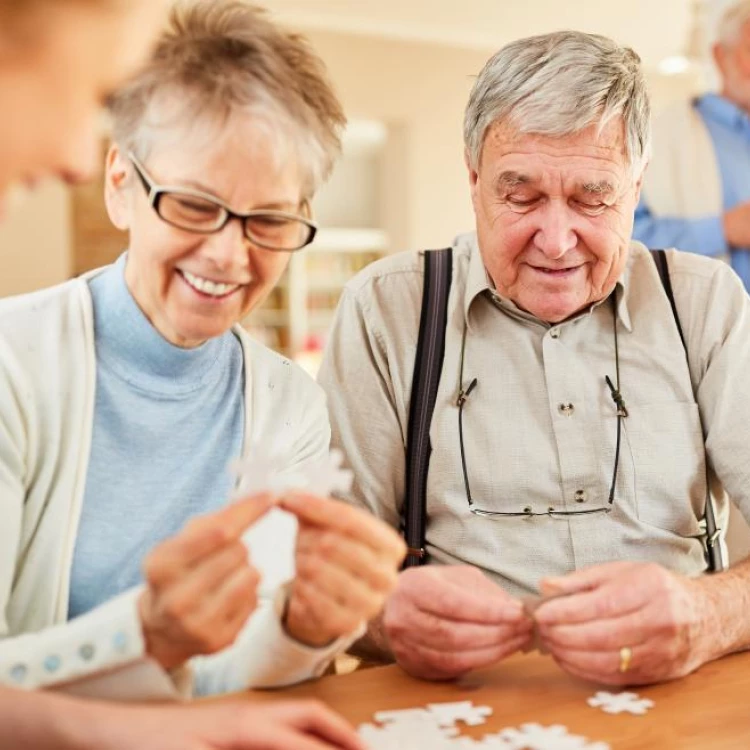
619,646,632,673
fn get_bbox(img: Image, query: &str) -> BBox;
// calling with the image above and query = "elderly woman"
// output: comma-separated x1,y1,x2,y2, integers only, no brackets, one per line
0,0,404,709
0,1,370,748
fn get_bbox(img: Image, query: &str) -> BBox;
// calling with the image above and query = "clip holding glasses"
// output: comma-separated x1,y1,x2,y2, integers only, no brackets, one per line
605,375,629,417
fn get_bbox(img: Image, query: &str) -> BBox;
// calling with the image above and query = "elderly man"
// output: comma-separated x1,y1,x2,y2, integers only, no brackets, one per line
319,30,750,688
634,0,750,291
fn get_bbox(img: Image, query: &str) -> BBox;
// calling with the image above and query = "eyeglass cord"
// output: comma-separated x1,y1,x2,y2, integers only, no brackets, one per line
604,293,627,504
456,291,626,511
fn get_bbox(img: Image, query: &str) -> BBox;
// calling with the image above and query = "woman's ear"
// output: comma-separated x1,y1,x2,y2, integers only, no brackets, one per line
104,143,132,231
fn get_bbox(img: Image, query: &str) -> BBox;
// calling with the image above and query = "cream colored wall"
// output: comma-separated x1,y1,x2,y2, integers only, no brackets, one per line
301,30,490,252
0,182,70,296
0,29,699,295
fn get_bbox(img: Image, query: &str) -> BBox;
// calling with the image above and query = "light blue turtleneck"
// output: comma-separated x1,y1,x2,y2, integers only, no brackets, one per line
68,254,245,620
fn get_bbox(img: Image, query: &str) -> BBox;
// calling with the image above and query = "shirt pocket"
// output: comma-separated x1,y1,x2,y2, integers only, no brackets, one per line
622,401,706,536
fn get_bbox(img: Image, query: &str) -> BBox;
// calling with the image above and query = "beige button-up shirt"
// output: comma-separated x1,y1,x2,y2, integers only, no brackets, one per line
319,233,750,597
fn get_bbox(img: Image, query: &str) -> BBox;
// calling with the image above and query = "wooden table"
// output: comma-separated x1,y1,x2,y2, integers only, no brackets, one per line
243,650,750,748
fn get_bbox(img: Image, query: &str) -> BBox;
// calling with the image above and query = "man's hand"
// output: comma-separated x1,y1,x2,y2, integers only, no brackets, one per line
382,566,533,680
138,495,273,671
534,561,711,686
723,201,750,248
279,494,406,647
79,698,366,750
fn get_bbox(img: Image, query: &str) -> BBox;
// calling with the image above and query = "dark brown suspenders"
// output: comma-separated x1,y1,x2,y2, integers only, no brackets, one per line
403,247,723,573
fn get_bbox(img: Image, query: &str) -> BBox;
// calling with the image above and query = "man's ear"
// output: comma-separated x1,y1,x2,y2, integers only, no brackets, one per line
104,144,133,232
633,160,649,204
465,147,480,210
712,41,731,83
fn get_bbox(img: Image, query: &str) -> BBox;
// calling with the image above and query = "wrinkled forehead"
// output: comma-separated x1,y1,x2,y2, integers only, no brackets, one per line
481,120,631,193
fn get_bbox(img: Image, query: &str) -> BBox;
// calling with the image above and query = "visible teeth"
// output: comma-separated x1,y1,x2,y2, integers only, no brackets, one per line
181,270,239,297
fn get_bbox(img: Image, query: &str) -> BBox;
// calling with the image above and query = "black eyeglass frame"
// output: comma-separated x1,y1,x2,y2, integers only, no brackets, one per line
456,294,627,519
128,152,318,252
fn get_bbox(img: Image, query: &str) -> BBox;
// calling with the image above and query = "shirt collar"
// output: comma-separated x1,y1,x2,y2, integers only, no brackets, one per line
696,93,750,133
462,231,635,332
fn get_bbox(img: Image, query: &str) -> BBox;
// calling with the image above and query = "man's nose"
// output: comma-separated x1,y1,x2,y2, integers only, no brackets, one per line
533,202,577,259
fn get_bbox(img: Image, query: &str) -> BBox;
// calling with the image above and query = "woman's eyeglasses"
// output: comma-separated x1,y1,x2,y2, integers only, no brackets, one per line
457,294,627,518
128,153,318,252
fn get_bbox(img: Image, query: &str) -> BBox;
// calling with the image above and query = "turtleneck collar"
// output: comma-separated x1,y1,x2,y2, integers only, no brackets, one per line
88,253,234,397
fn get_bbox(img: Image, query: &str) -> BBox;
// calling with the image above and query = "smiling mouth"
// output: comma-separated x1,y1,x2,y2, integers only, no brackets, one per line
530,265,582,276
178,269,242,298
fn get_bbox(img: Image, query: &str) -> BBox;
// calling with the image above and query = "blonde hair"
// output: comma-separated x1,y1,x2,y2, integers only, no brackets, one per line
108,0,345,197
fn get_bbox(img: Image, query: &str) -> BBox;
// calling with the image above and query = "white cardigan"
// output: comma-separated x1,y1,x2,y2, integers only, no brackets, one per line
0,272,356,699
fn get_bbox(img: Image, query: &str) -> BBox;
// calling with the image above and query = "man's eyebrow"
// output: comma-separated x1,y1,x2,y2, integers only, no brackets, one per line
494,171,533,190
580,180,616,196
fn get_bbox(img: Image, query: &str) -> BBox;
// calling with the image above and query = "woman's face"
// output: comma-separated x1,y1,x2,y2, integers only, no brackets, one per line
0,0,165,213
106,114,306,348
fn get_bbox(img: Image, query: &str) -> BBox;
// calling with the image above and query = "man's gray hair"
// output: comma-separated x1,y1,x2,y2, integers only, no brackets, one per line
716,0,750,46
463,30,651,177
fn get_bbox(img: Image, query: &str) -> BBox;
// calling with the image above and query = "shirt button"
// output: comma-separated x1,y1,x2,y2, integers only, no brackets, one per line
575,489,587,503
9,664,27,683
558,403,575,416
43,655,61,673
79,644,96,661
550,328,560,339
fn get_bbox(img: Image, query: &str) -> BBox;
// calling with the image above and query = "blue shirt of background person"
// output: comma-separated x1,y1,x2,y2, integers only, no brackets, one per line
633,93,750,290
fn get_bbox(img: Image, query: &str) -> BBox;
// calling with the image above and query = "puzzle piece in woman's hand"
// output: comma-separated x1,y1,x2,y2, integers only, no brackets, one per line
228,448,352,498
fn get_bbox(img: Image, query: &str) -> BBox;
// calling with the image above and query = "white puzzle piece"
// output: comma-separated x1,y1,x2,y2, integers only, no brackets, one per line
587,691,654,716
360,703,610,750
302,448,354,497
359,714,459,750
228,448,353,499
426,701,493,727
496,723,611,750
228,447,295,497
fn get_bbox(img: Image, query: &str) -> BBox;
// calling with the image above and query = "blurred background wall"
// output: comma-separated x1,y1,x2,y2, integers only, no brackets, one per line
0,0,715,307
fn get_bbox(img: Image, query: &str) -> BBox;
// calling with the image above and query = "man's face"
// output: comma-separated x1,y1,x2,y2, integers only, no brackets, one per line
714,20,750,111
467,120,641,323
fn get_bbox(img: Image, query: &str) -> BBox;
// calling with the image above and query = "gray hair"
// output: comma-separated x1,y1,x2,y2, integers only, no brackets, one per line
717,0,750,46
463,30,651,178
108,0,345,198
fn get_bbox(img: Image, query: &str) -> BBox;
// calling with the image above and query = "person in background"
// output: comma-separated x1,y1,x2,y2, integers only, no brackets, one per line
320,29,750,689
633,0,750,291
0,0,382,748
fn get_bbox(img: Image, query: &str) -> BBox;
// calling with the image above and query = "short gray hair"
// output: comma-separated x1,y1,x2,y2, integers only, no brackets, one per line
108,0,345,198
463,31,651,178
717,0,750,46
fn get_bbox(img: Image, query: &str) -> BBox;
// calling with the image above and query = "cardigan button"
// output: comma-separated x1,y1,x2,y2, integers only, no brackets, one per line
9,663,27,683
79,643,96,661
112,631,128,653
43,655,61,673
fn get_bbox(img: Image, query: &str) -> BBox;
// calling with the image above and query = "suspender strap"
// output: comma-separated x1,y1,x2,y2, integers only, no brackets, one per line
652,248,687,351
650,249,724,572
403,248,453,568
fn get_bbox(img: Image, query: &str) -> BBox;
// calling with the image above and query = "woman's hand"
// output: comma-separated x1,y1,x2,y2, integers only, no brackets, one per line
138,495,273,670
77,698,366,750
279,494,406,647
